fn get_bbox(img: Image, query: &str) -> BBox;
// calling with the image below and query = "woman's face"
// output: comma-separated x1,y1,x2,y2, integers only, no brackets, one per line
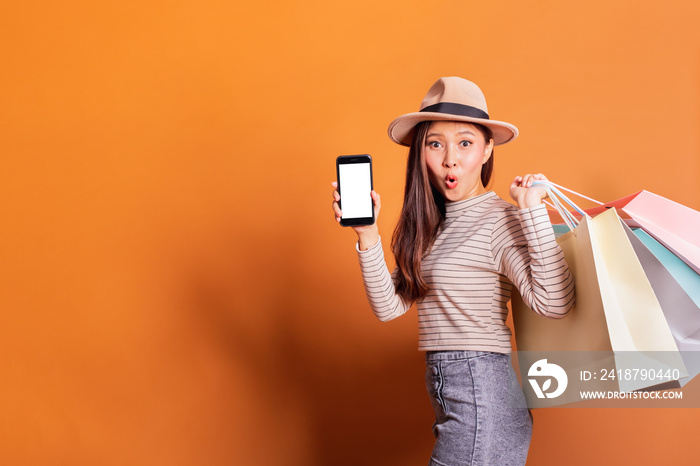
423,121,494,202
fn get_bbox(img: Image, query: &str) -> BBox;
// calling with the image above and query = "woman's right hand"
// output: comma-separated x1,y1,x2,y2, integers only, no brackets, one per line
331,181,381,250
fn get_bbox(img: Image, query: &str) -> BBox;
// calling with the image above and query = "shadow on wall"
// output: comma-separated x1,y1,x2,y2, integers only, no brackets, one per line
184,226,434,465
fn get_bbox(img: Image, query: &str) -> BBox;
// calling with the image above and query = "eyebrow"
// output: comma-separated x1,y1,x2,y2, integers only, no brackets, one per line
426,130,477,138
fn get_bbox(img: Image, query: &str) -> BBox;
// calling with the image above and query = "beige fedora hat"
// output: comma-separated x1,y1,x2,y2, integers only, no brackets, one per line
388,77,519,146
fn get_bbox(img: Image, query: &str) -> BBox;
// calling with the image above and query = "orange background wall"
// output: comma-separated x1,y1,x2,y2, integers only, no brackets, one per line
1,1,699,465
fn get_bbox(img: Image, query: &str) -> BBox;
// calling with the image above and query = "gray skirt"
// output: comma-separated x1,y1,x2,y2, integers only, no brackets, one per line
425,351,532,466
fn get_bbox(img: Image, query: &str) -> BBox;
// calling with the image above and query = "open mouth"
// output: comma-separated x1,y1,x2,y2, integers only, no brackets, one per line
445,175,458,189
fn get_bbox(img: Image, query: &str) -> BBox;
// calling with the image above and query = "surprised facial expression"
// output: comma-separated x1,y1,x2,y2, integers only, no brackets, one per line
423,121,494,202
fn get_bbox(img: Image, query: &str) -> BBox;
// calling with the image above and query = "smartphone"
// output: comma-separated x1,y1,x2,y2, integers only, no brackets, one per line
336,154,375,227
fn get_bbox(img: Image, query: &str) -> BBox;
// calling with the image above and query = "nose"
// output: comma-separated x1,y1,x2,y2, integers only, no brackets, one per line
443,145,457,168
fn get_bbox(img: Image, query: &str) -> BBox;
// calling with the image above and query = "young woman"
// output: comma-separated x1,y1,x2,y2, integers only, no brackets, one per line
331,77,575,465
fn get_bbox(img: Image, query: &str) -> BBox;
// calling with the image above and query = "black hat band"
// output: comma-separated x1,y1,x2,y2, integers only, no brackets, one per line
420,102,489,120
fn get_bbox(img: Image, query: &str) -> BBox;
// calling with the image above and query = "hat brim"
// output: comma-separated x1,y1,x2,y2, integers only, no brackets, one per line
388,112,519,147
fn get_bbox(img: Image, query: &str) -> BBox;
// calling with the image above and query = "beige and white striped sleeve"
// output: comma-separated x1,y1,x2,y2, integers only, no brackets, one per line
492,204,575,318
356,237,412,322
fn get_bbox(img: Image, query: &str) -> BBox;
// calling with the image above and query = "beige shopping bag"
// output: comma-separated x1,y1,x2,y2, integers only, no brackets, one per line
588,208,687,391
512,214,611,353
590,208,680,353
512,213,616,407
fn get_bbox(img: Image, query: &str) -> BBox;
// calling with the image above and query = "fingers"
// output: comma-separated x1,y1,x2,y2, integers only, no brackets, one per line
527,173,547,186
371,190,381,212
515,173,547,188
331,181,342,222
331,181,382,224
370,190,382,221
509,173,550,207
332,200,342,222
331,180,340,202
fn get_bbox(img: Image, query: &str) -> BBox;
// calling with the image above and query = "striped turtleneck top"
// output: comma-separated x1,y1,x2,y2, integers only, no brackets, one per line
357,191,574,353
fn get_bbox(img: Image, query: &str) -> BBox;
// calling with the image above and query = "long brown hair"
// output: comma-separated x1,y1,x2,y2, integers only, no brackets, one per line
390,121,494,302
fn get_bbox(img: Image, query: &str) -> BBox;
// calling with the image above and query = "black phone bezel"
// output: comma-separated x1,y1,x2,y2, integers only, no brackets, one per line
336,154,375,227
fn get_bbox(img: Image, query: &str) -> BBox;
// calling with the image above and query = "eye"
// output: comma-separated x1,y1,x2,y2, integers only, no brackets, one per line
460,140,472,148
426,140,442,149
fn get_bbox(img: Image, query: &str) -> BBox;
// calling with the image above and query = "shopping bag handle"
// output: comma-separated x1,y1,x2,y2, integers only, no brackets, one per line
545,181,604,206
531,180,592,231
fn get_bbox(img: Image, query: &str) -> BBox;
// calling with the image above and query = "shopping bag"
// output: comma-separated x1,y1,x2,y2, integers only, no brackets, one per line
590,209,681,353
577,190,700,275
632,228,700,311
546,182,700,384
625,225,700,386
512,213,617,407
544,183,700,327
512,213,611,353
513,182,686,400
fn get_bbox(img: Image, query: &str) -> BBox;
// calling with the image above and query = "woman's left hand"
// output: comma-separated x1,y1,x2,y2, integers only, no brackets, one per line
510,173,549,209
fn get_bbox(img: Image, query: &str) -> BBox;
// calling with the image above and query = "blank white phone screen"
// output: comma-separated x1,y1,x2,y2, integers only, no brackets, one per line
339,163,372,219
